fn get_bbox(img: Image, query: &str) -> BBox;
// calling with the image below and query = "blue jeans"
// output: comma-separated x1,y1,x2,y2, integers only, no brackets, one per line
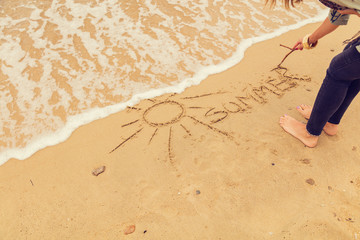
306,37,360,136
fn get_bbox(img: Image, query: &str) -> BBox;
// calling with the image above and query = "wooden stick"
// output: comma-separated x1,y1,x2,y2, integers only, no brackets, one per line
280,44,294,51
277,44,296,67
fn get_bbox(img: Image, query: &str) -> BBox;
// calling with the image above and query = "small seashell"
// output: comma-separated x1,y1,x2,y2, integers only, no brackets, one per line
124,225,136,235
92,166,106,176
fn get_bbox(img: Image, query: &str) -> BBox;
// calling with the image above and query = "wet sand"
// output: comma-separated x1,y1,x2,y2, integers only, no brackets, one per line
1,17,360,239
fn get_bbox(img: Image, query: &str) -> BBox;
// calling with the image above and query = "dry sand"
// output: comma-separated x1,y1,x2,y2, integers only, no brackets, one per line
1,17,360,240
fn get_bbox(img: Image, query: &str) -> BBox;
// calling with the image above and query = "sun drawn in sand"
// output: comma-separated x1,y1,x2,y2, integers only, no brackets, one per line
109,92,235,164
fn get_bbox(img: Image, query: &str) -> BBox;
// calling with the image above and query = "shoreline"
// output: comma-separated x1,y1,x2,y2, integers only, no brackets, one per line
0,12,329,166
1,17,360,239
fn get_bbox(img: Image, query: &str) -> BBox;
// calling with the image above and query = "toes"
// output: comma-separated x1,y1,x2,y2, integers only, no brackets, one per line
296,104,312,120
279,114,288,124
297,104,306,110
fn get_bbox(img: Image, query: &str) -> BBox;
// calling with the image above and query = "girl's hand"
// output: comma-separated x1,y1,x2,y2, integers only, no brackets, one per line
293,39,303,50
338,9,360,17
293,35,318,50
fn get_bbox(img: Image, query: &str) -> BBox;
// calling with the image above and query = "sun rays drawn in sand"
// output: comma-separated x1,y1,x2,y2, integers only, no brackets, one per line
109,92,235,165
109,69,311,164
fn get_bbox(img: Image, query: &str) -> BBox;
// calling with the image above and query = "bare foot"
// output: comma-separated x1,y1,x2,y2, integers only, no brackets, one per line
279,114,318,148
296,104,338,136
323,122,338,136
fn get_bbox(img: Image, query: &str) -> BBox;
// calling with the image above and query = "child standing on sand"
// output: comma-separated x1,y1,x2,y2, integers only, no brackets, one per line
267,0,360,147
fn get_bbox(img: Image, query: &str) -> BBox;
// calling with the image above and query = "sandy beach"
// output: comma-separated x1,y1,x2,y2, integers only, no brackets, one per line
1,15,360,239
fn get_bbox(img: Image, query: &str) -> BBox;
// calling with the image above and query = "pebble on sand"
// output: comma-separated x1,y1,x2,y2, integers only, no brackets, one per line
124,225,136,235
306,178,315,185
92,166,106,176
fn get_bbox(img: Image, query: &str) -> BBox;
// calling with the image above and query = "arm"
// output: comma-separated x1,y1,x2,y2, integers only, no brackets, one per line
308,17,339,44
338,9,360,17
293,17,338,50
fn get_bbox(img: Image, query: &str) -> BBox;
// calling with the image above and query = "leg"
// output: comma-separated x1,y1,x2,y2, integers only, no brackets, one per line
306,43,360,135
296,104,339,136
280,64,351,147
328,79,360,124
297,37,360,124
295,80,360,135
305,71,349,136
280,39,360,147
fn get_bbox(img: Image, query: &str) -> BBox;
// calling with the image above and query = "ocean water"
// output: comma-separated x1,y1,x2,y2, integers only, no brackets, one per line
0,0,327,165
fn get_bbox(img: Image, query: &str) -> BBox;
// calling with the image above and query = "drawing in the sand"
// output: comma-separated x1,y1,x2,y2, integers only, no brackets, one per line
109,92,235,164
109,67,311,163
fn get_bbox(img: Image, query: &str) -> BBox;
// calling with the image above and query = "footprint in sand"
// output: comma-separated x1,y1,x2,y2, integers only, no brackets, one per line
299,158,311,165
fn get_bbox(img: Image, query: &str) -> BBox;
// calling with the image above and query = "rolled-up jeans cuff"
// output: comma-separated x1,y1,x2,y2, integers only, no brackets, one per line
306,124,321,136
328,119,340,125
